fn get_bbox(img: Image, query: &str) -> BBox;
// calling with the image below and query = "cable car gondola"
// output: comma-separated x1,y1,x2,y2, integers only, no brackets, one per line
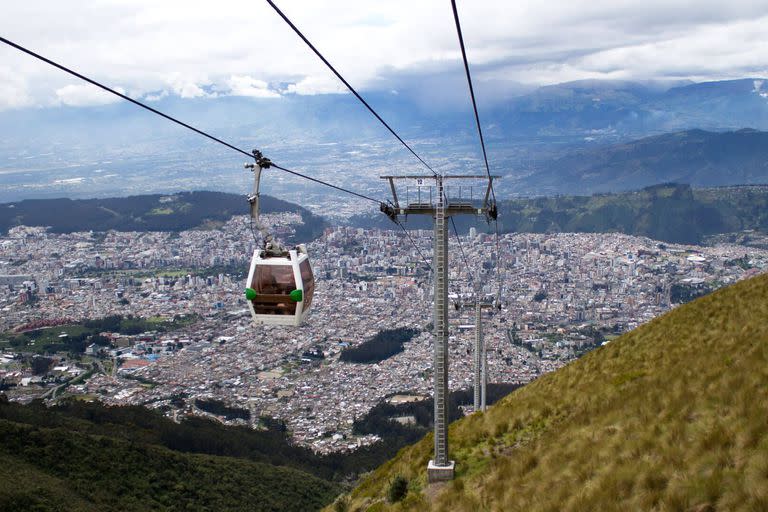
245,243,314,326
243,151,314,326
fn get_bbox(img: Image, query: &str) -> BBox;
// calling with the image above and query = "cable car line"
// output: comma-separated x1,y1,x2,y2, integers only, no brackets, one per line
2,32,471,324
270,163,382,204
267,0,496,304
266,0,439,178
449,1,505,311
449,0,495,204
0,35,386,208
451,217,473,286
265,2,495,303
266,1,489,304
3,16,498,326
394,219,434,273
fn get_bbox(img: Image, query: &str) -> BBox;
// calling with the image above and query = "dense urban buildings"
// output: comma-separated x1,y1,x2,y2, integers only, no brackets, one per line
1,214,766,451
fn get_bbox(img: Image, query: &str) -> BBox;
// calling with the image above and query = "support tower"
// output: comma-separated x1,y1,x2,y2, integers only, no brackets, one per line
381,174,497,483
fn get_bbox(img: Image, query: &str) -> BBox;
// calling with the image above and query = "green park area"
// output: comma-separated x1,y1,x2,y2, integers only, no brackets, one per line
1,315,198,356
80,263,246,280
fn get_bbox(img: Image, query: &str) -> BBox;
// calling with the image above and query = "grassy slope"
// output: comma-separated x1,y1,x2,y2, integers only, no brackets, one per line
340,273,768,511
0,418,340,512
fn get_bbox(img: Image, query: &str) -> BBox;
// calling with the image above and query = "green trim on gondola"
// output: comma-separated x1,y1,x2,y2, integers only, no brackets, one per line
289,289,303,302
245,288,257,301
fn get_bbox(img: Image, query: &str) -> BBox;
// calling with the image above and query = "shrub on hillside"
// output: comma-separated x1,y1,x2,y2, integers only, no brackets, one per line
387,476,408,503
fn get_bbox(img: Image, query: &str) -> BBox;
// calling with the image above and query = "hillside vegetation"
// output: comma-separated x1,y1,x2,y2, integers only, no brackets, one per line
0,394,464,511
351,183,768,245
0,409,339,511
338,272,768,511
497,183,768,245
0,191,327,242
0,398,415,485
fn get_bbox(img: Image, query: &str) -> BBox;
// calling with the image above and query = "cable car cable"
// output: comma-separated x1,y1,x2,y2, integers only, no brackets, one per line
450,217,473,289
267,0,496,312
266,0,493,303
266,1,494,305
394,219,433,273
267,0,494,308
270,163,382,204
450,1,506,309
266,0,439,178
494,218,503,307
0,35,387,208
449,0,495,203
2,33,470,307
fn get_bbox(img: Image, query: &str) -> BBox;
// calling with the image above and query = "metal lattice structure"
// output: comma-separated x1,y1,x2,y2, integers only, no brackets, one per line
433,177,449,466
457,297,495,412
381,174,497,482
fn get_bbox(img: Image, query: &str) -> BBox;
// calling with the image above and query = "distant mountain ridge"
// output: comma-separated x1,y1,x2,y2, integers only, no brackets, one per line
3,78,768,202
497,183,768,245
351,183,768,245
0,191,327,242
3,78,768,146
522,128,768,195
489,78,768,138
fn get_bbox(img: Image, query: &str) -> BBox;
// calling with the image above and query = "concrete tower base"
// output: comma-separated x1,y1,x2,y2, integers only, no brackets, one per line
427,460,455,483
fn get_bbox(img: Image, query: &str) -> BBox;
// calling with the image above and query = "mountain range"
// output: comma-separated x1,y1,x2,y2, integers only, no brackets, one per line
490,78,768,138
4,183,768,246
5,78,767,143
352,183,768,245
0,191,327,242
518,128,768,195
3,77,768,203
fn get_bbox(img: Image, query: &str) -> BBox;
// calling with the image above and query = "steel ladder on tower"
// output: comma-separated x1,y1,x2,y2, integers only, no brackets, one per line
433,176,449,467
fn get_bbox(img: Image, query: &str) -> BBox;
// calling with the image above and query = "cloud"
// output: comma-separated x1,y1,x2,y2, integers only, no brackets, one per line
284,75,347,96
55,84,123,107
144,89,169,102
163,73,214,99
0,66,33,110
227,75,280,98
1,0,767,110
173,82,210,99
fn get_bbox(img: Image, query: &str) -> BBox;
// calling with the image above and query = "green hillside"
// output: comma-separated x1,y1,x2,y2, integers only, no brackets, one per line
350,183,768,245
496,183,768,245
338,273,768,511
0,419,339,512
0,399,341,511
0,191,327,242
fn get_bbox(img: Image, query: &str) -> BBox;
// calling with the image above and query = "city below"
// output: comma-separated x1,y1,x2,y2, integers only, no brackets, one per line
1,211,766,453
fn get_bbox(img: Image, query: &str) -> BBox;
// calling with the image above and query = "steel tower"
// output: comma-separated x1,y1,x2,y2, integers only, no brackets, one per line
381,174,497,482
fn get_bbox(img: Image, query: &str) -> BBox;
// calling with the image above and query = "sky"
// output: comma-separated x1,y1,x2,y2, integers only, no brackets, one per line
2,0,768,111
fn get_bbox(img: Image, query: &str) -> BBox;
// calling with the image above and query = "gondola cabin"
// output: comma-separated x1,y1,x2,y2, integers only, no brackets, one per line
244,244,314,326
